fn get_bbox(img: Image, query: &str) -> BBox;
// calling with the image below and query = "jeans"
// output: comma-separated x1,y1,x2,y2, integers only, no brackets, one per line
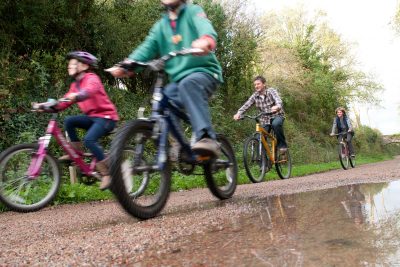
64,115,116,161
163,72,218,142
339,132,355,155
263,116,287,149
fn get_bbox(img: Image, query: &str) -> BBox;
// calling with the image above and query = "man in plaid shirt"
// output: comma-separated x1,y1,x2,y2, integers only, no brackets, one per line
233,75,288,153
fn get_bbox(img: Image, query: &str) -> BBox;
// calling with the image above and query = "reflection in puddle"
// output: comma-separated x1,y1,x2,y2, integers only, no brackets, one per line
155,181,400,266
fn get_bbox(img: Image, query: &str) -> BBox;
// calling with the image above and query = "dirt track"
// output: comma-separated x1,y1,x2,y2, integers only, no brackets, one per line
0,157,399,266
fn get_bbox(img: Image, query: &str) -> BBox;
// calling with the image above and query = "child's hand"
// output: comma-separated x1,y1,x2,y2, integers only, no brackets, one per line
66,93,79,101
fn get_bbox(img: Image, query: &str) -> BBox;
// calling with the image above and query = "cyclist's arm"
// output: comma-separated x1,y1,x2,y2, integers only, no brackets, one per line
330,118,337,135
268,88,283,110
190,5,217,52
236,95,255,116
128,22,161,63
346,117,354,132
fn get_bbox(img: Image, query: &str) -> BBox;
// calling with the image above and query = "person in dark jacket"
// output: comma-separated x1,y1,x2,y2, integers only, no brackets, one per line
330,107,355,157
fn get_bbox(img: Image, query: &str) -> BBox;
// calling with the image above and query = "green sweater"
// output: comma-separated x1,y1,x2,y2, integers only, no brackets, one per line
128,4,223,83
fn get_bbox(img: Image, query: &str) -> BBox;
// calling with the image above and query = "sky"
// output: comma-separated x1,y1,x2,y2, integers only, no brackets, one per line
248,0,400,135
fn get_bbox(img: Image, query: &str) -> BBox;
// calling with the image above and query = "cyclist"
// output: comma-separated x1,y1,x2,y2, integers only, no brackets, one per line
330,107,355,157
108,0,223,157
233,75,288,154
35,51,119,190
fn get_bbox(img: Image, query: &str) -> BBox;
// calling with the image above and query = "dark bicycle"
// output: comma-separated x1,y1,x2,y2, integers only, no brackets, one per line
241,112,292,182
333,132,355,170
106,48,238,220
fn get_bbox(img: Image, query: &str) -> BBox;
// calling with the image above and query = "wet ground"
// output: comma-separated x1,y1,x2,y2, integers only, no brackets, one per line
140,181,400,266
1,156,400,265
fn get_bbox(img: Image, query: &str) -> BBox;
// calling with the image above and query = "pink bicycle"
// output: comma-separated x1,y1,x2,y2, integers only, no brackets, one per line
0,99,135,212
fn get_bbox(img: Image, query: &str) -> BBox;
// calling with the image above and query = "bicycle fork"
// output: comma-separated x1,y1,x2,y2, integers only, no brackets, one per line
27,134,52,178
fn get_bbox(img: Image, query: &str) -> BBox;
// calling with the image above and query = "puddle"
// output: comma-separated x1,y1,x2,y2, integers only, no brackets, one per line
155,181,400,266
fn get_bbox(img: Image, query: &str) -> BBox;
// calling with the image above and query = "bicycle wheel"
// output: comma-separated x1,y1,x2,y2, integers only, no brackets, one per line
338,142,350,170
243,136,267,183
350,154,356,168
0,144,61,212
109,120,171,220
203,134,237,199
275,148,292,179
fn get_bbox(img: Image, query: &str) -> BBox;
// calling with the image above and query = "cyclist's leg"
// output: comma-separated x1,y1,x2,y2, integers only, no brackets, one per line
84,117,116,190
83,118,116,161
64,115,93,142
60,115,93,160
271,116,287,150
177,73,219,155
346,132,355,156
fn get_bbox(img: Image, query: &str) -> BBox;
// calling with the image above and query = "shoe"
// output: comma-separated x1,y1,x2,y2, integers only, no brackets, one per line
351,154,355,158
279,147,287,155
96,158,111,190
191,138,220,157
278,148,287,160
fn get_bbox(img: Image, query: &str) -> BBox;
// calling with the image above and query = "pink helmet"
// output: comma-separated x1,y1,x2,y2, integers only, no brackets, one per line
66,51,98,68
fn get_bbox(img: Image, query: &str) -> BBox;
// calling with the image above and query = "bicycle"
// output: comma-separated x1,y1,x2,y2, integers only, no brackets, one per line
0,99,135,212
241,112,292,182
106,48,238,220
332,132,355,170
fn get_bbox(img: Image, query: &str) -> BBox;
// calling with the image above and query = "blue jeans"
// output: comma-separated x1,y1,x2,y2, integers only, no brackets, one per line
64,115,116,161
263,116,287,149
163,72,218,142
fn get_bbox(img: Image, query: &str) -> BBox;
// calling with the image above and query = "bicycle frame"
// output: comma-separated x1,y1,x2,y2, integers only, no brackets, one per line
27,113,97,178
255,123,277,163
146,72,204,171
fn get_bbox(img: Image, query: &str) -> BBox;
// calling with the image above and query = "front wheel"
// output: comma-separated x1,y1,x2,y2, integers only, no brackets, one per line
203,134,237,199
338,142,350,170
0,144,61,212
275,148,292,179
243,136,267,183
350,154,356,168
109,120,171,220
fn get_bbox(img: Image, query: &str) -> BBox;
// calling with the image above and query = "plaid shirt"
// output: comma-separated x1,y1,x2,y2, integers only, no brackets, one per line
237,88,285,125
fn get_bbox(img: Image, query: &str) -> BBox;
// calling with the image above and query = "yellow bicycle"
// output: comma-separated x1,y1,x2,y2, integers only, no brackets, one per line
242,112,292,182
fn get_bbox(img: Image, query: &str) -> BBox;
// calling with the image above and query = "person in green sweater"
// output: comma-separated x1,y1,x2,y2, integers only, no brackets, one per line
109,0,223,157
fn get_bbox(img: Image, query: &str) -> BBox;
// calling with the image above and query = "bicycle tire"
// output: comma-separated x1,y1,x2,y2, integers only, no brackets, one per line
350,155,356,168
203,134,237,199
338,142,350,170
0,143,61,212
275,148,292,179
109,120,171,220
243,136,267,183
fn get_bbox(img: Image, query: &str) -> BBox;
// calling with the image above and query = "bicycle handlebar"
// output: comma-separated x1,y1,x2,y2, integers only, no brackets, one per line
31,98,71,112
240,111,278,121
105,48,205,73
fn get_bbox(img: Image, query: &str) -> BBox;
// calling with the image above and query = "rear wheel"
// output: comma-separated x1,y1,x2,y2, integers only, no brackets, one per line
203,134,237,199
275,148,292,179
0,144,61,212
243,136,267,183
338,142,350,170
109,120,171,220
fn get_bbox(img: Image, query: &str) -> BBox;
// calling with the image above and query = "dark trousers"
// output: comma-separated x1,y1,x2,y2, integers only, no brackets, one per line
263,116,287,149
64,115,116,161
339,132,355,155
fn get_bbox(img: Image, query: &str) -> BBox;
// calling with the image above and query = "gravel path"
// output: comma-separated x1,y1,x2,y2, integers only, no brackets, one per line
0,157,399,265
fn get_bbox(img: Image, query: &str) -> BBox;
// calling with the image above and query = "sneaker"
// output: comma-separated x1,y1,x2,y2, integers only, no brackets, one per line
191,138,221,157
351,154,356,158
278,148,287,160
